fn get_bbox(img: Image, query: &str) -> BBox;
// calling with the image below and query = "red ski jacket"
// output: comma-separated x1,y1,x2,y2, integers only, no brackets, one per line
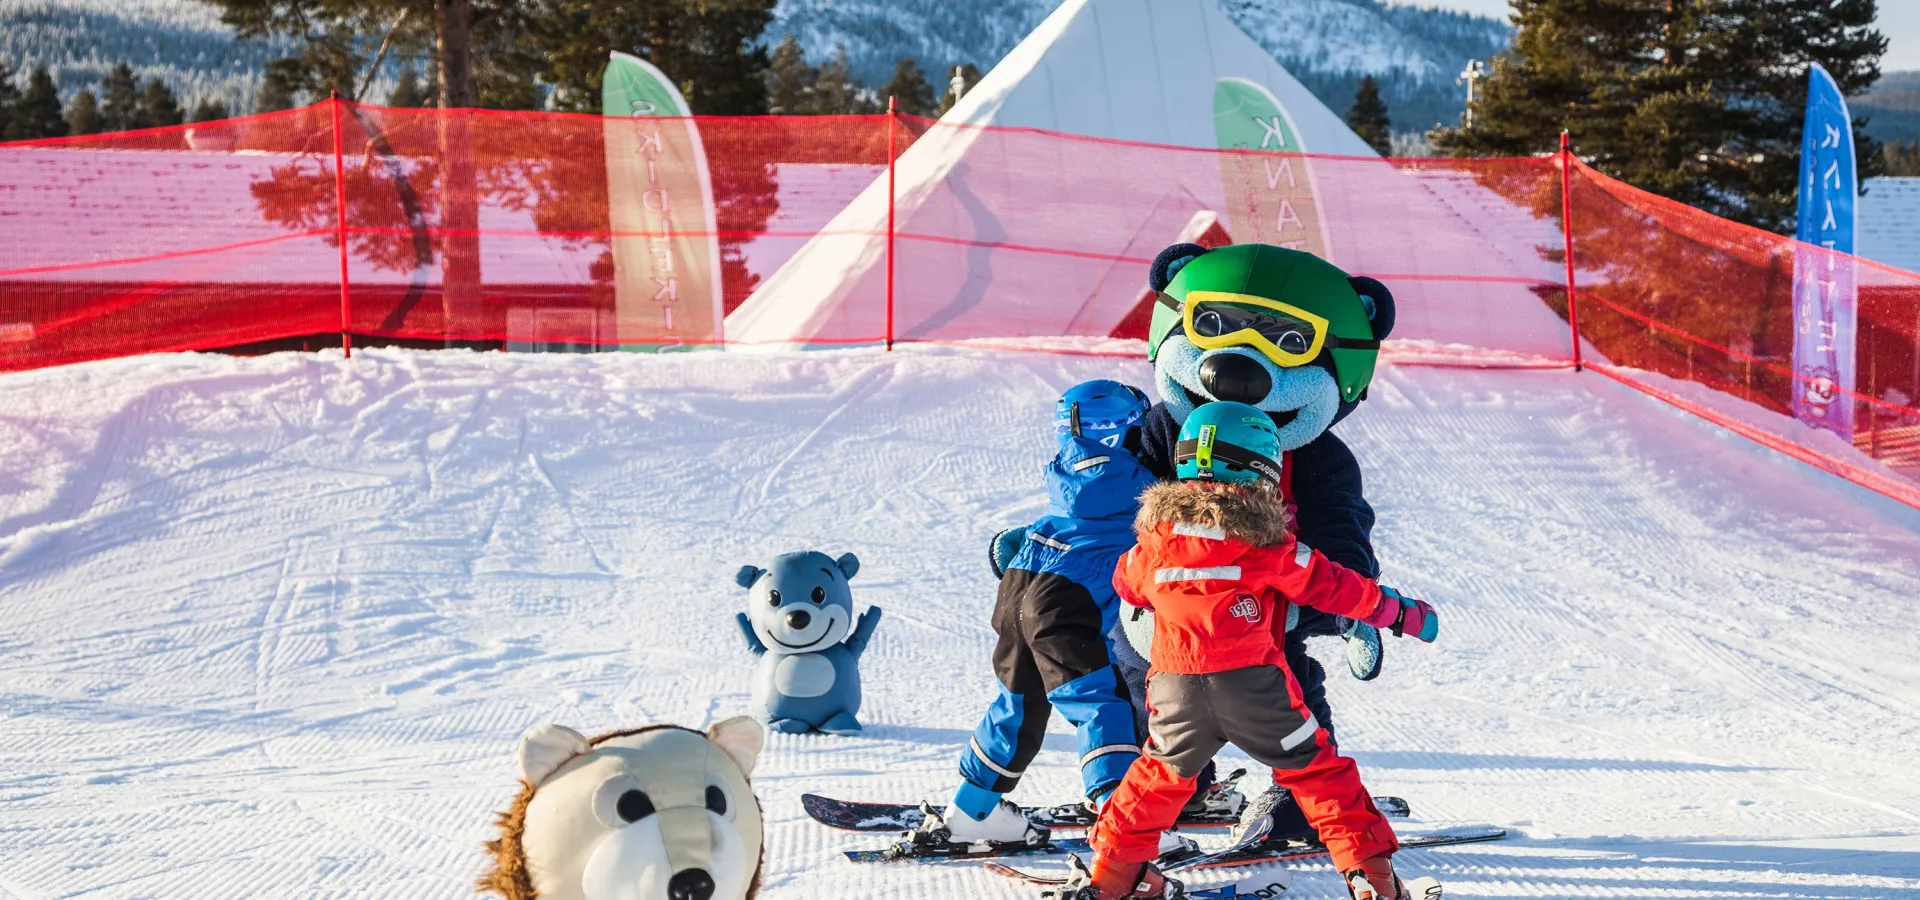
1113,482,1385,675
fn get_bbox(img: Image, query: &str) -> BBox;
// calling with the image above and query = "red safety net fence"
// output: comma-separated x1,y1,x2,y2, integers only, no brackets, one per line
2,99,1919,506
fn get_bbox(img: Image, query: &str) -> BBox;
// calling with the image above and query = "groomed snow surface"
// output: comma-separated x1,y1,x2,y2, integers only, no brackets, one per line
1,344,1917,899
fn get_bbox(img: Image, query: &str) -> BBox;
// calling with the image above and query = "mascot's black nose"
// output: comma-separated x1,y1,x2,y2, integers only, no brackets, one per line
1198,353,1272,404
669,868,715,900
785,609,811,629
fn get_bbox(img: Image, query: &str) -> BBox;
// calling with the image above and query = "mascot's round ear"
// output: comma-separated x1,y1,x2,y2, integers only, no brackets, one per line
1348,276,1396,340
1149,243,1210,293
708,716,765,778
834,552,860,580
519,723,590,785
734,565,763,589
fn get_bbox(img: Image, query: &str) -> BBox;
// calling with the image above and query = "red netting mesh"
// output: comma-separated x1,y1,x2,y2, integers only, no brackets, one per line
3,101,1918,505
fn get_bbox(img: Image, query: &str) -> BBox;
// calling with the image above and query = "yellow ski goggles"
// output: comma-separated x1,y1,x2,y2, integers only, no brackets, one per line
1179,291,1378,368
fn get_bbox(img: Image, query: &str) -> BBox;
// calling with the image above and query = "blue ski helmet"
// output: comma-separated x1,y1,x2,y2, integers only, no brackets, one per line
1055,380,1150,451
1176,401,1282,488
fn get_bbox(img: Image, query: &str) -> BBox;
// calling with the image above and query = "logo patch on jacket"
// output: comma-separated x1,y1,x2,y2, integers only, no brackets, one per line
1227,593,1261,623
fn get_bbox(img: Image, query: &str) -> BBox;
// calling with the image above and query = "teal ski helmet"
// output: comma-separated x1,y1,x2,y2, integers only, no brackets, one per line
1175,401,1283,488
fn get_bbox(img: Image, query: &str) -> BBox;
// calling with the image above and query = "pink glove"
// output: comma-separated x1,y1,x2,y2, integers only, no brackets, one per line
1363,586,1438,642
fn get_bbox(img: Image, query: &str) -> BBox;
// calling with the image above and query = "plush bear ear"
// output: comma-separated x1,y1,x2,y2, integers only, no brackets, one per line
708,716,765,778
519,723,590,785
1348,276,1396,341
834,552,860,580
734,565,763,589
1149,243,1210,293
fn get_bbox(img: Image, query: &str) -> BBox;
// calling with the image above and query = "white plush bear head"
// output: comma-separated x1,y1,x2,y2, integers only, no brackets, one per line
480,717,765,900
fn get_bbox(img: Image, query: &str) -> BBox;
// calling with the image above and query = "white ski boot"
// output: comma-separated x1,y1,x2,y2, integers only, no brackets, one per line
913,798,1047,847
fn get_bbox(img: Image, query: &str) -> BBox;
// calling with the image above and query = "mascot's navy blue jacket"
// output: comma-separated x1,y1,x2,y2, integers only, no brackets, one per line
957,435,1159,809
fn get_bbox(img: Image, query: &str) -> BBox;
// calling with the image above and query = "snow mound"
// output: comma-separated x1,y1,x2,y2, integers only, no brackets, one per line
1,345,1918,898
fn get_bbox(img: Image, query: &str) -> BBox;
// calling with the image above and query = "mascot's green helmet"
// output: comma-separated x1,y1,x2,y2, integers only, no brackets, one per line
1176,401,1283,488
1147,244,1383,403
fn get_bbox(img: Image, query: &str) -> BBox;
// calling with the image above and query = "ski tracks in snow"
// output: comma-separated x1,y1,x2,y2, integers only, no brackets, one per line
0,347,1917,898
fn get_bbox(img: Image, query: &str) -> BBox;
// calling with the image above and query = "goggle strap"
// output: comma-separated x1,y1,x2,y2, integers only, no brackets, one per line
1174,437,1282,486
1328,336,1381,351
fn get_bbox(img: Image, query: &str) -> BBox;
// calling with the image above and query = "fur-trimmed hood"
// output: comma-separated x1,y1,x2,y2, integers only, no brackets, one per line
1135,481,1292,547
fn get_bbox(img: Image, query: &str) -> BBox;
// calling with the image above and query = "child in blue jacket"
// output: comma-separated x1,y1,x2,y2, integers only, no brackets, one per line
911,381,1161,849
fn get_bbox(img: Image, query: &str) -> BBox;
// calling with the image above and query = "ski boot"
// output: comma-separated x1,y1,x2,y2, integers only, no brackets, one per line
1346,856,1442,899
911,798,1048,850
1044,853,1184,900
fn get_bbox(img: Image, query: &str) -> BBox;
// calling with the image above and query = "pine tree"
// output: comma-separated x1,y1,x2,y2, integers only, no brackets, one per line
1346,74,1391,155
191,98,230,123
526,0,775,114
1431,0,1887,233
99,63,140,132
1889,140,1920,177
387,68,434,108
766,35,816,115
937,62,981,116
135,78,185,129
255,65,298,113
10,67,68,140
881,58,936,117
810,45,866,114
0,61,21,139
66,89,101,136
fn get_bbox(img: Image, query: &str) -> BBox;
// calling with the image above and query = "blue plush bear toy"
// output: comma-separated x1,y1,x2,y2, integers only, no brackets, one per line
735,551,882,735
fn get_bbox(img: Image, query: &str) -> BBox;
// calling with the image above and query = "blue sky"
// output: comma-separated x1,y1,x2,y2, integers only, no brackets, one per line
1404,0,1920,74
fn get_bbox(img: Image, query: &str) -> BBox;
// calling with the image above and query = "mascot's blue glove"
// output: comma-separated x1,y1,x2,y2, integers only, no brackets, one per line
1364,586,1438,642
989,526,1027,579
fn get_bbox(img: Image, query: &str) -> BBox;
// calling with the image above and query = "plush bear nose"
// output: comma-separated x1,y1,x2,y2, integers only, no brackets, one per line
1199,352,1272,404
669,868,715,900
785,609,811,630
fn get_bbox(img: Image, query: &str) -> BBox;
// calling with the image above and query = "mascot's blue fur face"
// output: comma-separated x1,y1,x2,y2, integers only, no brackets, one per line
1147,242,1395,453
738,551,858,654
1154,338,1342,453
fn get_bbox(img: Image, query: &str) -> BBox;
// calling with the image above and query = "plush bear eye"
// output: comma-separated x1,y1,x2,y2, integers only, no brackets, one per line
706,784,728,816
617,789,655,823
810,586,825,605
767,589,781,607
593,774,656,829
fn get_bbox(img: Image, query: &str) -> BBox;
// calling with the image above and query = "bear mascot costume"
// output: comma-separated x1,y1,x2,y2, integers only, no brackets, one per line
1116,241,1398,838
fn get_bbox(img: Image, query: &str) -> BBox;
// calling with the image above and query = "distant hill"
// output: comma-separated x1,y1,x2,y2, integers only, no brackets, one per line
0,0,1504,137
1855,70,1920,144
768,0,1512,137
0,0,290,107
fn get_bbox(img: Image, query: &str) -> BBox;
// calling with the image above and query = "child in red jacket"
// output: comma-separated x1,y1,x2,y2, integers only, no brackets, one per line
1063,402,1439,900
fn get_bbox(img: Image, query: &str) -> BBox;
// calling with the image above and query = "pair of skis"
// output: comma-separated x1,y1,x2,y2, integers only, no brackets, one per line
807,791,1504,880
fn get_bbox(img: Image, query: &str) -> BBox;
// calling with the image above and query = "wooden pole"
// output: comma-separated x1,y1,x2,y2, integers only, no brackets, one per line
331,92,353,359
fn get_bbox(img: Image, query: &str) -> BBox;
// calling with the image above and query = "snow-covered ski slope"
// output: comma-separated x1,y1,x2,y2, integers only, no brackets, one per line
1,344,1917,899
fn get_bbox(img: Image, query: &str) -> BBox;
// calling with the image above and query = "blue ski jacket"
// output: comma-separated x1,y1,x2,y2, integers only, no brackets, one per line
1004,435,1160,637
